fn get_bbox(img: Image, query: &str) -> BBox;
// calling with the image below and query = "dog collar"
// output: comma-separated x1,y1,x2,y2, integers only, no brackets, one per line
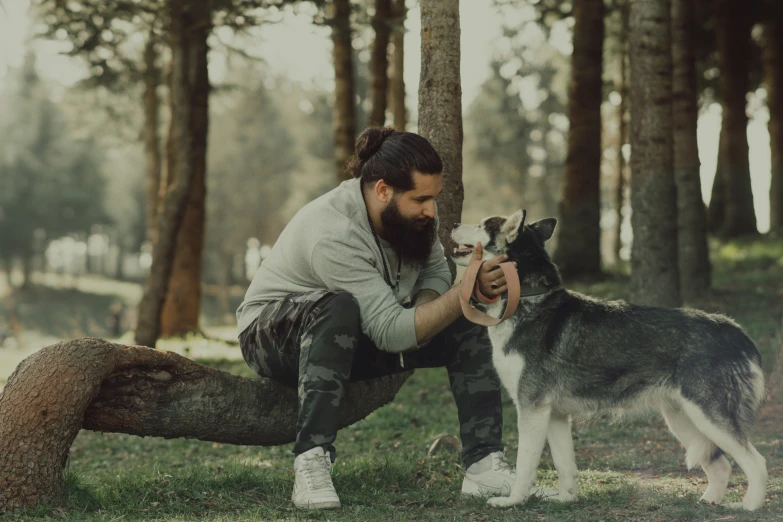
459,258,520,326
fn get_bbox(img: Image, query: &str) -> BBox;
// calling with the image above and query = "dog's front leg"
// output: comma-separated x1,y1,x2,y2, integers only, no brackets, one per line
488,403,552,508
546,412,578,501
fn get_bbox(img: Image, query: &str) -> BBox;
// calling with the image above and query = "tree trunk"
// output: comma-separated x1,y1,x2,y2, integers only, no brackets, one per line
160,60,175,219
628,0,681,307
159,7,209,338
552,0,604,280
21,254,32,289
419,0,462,281
0,338,411,513
764,6,783,235
714,0,757,237
331,0,356,182
144,35,162,248
2,256,12,288
115,240,125,281
389,0,407,131
368,0,392,127
135,0,204,348
672,0,711,300
613,51,628,264
708,125,727,233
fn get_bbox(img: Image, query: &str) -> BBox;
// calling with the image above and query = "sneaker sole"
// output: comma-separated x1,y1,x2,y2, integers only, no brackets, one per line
293,499,341,510
461,478,511,497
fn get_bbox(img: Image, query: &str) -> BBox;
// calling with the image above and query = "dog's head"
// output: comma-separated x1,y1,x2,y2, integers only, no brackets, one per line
451,210,561,286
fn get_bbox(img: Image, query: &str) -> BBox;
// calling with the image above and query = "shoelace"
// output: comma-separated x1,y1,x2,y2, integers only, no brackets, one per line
302,454,334,491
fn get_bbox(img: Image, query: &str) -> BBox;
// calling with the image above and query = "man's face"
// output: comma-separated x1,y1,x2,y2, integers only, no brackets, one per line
379,171,443,269
392,171,443,225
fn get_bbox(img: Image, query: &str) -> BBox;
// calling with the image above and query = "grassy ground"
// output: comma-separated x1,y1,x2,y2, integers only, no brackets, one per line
4,238,783,521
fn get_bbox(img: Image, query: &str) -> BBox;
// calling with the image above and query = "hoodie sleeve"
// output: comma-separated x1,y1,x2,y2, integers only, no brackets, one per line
311,238,418,353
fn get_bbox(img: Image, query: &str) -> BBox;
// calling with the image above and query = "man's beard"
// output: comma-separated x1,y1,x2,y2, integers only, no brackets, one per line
380,197,436,270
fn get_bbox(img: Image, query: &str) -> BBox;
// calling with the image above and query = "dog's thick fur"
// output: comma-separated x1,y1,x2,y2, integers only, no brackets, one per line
451,210,767,511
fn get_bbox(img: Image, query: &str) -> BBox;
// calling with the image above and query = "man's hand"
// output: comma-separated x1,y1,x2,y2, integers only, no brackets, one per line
411,244,514,345
473,242,514,301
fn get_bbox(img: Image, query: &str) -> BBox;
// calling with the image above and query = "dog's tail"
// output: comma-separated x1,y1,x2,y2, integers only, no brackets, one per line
681,359,765,470
731,359,767,437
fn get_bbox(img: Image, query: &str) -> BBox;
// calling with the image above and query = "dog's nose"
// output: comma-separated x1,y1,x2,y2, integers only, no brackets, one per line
452,222,460,230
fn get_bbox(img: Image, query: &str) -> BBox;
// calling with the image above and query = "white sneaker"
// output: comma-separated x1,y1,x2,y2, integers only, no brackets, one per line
461,452,515,497
292,447,341,510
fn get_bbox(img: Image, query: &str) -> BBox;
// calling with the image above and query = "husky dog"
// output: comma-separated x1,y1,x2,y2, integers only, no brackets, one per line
451,210,767,511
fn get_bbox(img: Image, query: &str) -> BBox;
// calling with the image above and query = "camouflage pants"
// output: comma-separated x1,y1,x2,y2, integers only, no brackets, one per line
238,290,503,468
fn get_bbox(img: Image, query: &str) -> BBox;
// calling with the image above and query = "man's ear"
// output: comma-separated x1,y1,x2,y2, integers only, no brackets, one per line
501,209,526,243
374,179,394,203
530,218,557,242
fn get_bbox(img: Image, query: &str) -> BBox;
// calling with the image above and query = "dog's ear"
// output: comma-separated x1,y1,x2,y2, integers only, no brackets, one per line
530,218,557,242
501,209,526,243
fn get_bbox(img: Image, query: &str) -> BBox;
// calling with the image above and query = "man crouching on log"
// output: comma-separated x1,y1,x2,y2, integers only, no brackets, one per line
236,127,515,509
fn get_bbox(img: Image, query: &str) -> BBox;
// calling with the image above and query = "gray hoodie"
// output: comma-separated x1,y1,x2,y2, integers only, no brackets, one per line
236,178,452,353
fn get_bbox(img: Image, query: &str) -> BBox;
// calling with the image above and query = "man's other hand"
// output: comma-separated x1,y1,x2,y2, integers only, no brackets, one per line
473,242,514,301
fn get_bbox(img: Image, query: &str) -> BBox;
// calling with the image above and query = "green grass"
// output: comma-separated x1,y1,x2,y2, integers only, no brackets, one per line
5,238,783,521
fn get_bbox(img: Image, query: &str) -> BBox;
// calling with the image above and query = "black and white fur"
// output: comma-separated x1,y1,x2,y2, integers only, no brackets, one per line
451,210,767,511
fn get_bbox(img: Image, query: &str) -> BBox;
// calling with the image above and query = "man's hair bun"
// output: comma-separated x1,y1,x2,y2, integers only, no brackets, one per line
357,127,396,160
344,126,443,189
348,127,396,177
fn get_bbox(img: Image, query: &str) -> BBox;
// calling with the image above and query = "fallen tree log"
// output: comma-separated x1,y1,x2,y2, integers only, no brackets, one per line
0,338,411,513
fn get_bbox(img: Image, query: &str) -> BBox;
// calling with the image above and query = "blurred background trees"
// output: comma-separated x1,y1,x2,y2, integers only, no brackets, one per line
0,0,780,345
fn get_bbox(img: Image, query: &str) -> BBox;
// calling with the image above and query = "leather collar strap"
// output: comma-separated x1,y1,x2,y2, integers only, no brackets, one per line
459,258,521,326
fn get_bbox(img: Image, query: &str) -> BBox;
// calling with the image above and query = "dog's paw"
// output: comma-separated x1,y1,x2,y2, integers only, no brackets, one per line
551,491,578,503
531,487,577,502
530,486,559,498
724,499,765,511
487,495,526,508
699,493,724,505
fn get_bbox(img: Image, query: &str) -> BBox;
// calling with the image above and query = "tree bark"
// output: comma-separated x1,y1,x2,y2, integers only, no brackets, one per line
708,125,727,233
613,50,628,264
2,256,12,288
135,0,203,348
21,254,32,289
672,0,711,300
628,0,681,307
389,0,407,131
115,239,125,281
331,0,356,182
160,6,209,338
552,0,604,280
143,35,162,248
764,5,783,235
419,0,462,281
714,0,757,237
0,338,411,513
368,0,392,127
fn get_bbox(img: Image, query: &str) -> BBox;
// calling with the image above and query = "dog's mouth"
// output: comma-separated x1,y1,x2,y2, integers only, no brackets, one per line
452,244,474,257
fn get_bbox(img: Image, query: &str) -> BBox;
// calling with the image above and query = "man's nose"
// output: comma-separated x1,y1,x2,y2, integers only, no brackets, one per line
423,202,435,218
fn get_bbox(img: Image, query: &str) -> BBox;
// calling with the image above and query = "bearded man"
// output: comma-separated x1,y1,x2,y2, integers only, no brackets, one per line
237,127,515,510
